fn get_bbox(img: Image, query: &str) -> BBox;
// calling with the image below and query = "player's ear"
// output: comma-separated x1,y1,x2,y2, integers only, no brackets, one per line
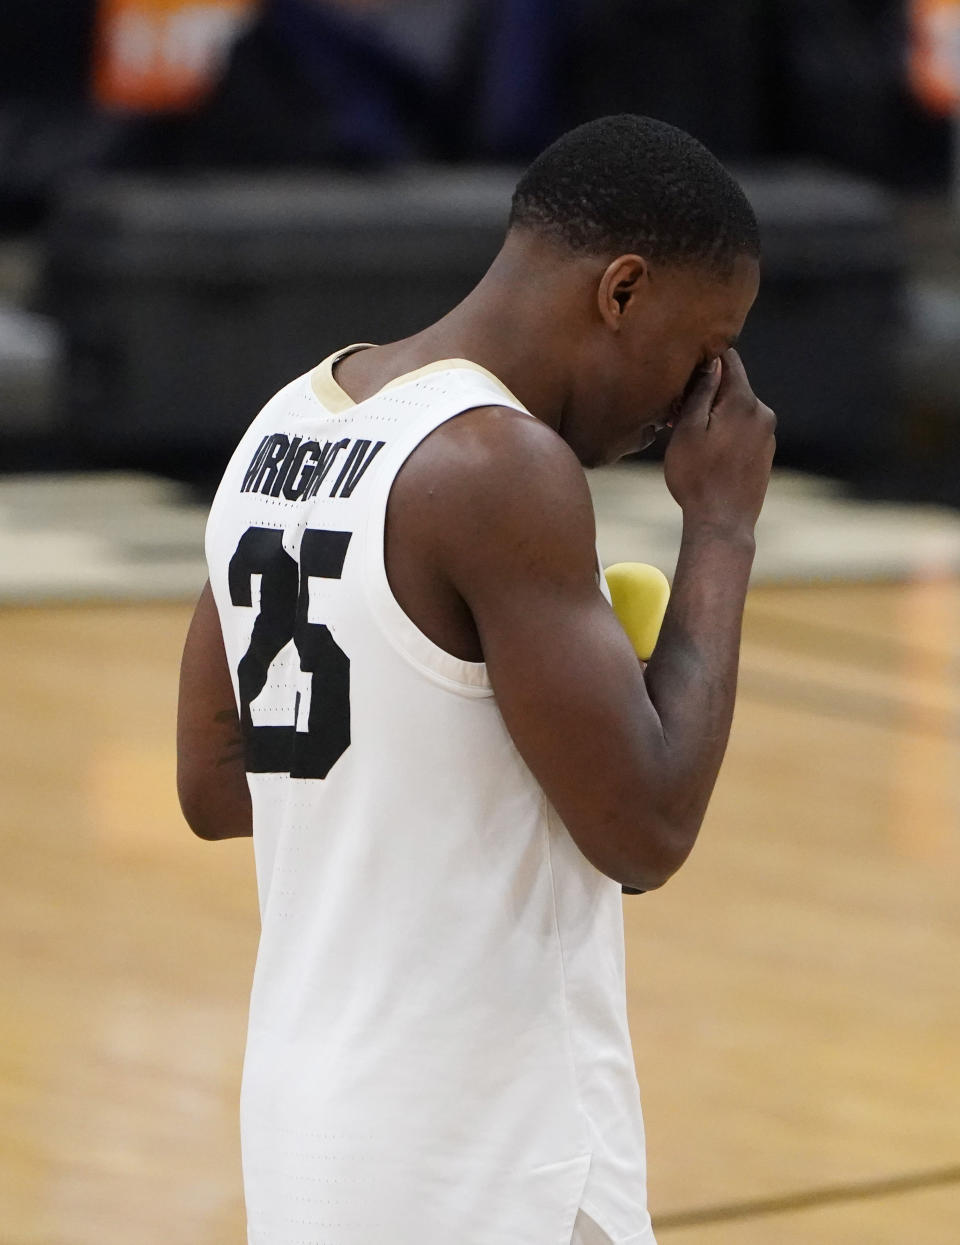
597,254,649,330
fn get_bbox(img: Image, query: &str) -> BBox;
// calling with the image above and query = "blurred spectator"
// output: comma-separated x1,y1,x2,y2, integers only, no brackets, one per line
170,0,570,167
139,0,953,180
0,0,952,230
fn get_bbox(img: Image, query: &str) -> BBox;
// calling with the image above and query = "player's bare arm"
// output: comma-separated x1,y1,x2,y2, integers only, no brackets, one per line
390,348,773,893
642,348,775,845
177,580,252,840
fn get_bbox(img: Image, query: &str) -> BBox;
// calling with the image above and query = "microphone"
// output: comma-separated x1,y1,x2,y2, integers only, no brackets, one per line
604,562,670,662
603,562,671,896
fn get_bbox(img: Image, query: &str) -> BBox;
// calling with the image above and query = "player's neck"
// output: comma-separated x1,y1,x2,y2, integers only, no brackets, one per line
334,237,585,431
414,236,588,430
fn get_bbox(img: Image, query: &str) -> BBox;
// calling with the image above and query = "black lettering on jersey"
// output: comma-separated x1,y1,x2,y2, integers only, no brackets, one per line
269,435,303,497
239,433,385,500
250,433,290,495
304,438,350,499
240,436,271,492
330,439,385,498
282,440,321,500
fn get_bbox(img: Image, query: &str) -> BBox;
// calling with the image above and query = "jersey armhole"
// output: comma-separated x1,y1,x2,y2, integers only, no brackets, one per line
363,532,492,696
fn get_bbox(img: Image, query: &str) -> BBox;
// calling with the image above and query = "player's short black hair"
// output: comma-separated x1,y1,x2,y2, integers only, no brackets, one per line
509,115,760,276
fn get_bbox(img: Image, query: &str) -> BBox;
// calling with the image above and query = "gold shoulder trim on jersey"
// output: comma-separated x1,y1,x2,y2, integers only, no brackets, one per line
309,343,376,411
381,358,528,411
310,347,528,414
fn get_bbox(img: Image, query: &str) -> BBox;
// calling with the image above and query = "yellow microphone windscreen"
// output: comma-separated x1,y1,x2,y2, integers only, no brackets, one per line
604,562,670,661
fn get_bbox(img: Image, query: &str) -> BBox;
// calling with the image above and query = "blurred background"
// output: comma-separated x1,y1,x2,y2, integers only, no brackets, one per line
1,3,959,1243
1,0,960,498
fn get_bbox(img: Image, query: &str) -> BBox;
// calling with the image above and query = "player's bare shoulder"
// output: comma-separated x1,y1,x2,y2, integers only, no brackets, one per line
390,404,596,564
385,404,599,661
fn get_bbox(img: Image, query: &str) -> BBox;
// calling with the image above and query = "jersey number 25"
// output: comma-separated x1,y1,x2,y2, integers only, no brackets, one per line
228,526,351,779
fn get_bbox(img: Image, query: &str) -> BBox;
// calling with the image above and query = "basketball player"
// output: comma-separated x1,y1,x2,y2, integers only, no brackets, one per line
177,115,775,1245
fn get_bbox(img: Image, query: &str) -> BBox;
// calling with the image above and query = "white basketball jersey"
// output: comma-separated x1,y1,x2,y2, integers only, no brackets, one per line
205,346,656,1245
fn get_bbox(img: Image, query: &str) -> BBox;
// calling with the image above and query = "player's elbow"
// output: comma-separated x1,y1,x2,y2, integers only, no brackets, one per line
184,811,225,841
589,811,699,892
178,781,219,840
177,767,250,841
620,839,686,892
181,802,247,841
637,811,702,889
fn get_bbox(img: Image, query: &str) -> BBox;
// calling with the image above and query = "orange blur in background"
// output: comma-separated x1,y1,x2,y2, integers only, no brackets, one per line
92,0,260,112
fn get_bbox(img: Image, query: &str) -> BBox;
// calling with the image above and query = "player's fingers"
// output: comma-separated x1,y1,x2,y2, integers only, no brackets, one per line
674,357,721,432
714,348,750,402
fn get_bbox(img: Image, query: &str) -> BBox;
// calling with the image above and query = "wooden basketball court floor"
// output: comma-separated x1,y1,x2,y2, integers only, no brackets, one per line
1,575,958,1244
